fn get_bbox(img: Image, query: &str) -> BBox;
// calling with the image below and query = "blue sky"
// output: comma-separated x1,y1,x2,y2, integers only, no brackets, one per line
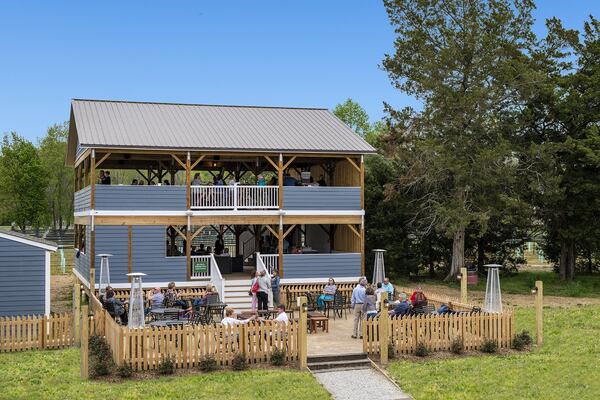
1,1,598,142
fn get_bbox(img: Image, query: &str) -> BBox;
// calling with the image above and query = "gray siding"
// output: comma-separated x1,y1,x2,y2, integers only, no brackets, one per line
74,226,90,285
95,185,186,211
93,226,129,284
131,226,186,282
283,186,361,210
282,253,361,279
74,186,91,212
0,237,46,316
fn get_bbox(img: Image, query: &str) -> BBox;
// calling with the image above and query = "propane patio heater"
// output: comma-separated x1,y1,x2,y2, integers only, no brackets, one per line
372,249,386,285
97,253,113,298
127,272,146,329
483,264,502,313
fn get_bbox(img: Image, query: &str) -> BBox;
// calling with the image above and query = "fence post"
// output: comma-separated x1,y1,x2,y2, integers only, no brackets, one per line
73,279,81,346
460,267,468,303
378,293,389,365
535,280,543,347
80,303,89,379
297,295,308,369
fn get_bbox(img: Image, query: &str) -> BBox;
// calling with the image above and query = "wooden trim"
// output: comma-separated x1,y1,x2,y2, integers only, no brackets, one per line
360,155,365,210
171,225,187,240
346,224,360,238
191,225,205,240
90,151,96,209
87,147,370,158
74,148,91,168
171,154,186,169
94,152,112,169
361,226,365,276
185,153,191,209
283,215,362,225
278,227,284,277
263,155,279,171
186,227,192,280
89,228,96,288
345,156,361,172
282,155,297,171
283,224,296,239
264,224,279,238
190,155,205,170
278,155,283,209
127,226,132,282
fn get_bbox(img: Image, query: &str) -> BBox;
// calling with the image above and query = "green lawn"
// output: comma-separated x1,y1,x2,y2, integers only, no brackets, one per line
396,271,600,298
388,305,600,400
0,349,329,400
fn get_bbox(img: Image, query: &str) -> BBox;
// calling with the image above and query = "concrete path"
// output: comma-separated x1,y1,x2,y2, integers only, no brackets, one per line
313,367,412,400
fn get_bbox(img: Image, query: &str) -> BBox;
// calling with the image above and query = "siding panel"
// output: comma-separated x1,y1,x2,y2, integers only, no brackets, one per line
95,185,186,211
0,237,46,316
74,226,90,284
132,226,186,282
93,226,129,284
282,253,361,279
283,186,361,210
74,186,91,212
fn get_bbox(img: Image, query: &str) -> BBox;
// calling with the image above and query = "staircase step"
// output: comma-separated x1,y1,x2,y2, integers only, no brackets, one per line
307,353,368,364
308,359,372,371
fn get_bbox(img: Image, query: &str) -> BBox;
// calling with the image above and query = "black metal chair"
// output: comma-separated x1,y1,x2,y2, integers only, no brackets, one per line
305,292,317,312
330,291,347,320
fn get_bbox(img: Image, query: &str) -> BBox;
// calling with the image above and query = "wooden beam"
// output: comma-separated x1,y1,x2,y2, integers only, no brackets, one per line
283,215,362,225
360,155,365,210
345,156,361,172
361,225,365,276
94,152,112,169
171,225,187,240
278,154,283,209
90,151,96,209
264,155,279,171
346,224,361,238
190,155,206,170
171,154,186,169
283,224,297,239
282,155,297,171
128,226,132,282
186,226,192,280
191,226,206,240
264,224,279,238
186,153,191,209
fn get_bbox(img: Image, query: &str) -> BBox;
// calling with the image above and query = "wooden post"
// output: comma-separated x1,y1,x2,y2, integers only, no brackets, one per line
186,152,191,210
73,279,81,346
90,150,96,208
278,226,284,278
535,280,543,347
127,226,132,282
378,292,389,364
297,295,308,369
186,226,192,280
360,224,365,277
460,267,468,303
89,228,95,291
80,303,89,379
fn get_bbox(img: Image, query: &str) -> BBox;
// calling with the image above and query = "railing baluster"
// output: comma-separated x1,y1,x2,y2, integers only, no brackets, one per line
190,185,279,210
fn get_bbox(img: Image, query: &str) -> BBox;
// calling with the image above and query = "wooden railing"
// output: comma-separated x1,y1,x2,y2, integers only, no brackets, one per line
363,311,515,355
0,313,73,352
282,282,357,309
106,286,208,302
191,185,278,210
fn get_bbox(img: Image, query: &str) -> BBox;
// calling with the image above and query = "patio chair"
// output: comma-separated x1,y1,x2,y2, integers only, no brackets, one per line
330,291,347,320
208,303,227,323
304,292,317,312
191,310,209,325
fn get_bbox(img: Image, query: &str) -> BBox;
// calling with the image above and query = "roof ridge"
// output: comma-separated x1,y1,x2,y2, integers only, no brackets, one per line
72,98,329,111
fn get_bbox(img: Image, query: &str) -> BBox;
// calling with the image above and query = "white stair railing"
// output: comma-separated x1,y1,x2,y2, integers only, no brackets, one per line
190,185,278,210
210,253,226,303
260,254,279,275
256,252,273,308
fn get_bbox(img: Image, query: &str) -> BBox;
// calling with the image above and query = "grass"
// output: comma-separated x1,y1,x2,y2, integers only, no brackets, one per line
0,349,330,400
388,305,600,400
396,271,600,298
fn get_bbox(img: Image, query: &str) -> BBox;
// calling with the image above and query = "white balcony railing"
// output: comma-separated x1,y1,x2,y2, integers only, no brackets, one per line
190,185,278,210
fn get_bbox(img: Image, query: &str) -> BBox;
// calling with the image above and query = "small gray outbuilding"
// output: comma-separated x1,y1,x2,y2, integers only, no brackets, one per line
0,230,57,317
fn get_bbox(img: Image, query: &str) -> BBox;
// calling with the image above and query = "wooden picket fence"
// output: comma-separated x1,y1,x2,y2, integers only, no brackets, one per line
363,311,515,356
0,313,74,352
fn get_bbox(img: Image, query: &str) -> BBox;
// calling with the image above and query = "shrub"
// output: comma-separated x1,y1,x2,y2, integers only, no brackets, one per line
232,353,247,371
270,348,286,366
387,343,396,360
88,335,114,377
415,342,429,357
512,331,533,351
481,339,498,353
158,356,175,375
199,356,219,372
116,364,133,378
450,337,464,355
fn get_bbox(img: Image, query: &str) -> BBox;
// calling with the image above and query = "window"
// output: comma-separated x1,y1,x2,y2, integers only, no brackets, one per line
166,226,186,257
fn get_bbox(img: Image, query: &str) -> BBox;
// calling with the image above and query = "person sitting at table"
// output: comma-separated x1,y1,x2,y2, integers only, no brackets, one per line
389,293,411,318
382,278,395,297
191,173,202,185
164,282,187,308
192,284,218,308
282,172,297,186
221,307,255,326
257,174,266,186
99,285,113,305
145,287,164,315
271,271,281,305
274,304,289,324
362,286,378,320
105,289,127,324
317,278,337,310
410,286,428,307
375,282,387,297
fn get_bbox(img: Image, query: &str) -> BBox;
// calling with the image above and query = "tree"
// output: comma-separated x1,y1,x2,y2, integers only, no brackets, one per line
0,133,48,232
38,122,73,232
333,98,372,137
381,0,536,279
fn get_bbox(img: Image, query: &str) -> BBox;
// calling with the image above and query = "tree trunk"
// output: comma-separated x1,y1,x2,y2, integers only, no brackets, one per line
428,237,435,278
445,229,465,281
559,239,576,281
477,238,485,273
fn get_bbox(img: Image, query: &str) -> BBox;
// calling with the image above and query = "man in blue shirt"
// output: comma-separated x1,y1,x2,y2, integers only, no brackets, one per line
351,278,367,338
389,293,411,318
382,278,394,299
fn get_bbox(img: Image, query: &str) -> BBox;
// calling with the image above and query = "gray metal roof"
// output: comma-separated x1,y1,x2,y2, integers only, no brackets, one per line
69,99,376,157
0,229,58,251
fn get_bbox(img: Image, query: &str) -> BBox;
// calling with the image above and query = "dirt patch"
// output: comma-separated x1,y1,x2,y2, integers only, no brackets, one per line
397,283,600,308
51,274,74,314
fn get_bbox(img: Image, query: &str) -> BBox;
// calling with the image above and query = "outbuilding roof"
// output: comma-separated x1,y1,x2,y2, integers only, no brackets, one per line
67,99,376,164
0,230,58,252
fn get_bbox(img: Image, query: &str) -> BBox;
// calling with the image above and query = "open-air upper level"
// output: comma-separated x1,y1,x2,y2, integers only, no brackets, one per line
68,99,375,225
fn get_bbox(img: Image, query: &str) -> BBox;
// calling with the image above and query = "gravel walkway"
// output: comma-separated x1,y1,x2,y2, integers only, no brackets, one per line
313,368,411,400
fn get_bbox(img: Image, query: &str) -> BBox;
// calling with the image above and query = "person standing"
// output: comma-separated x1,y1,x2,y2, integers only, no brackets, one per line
104,171,111,184
214,234,225,255
381,278,395,298
249,270,259,312
271,271,281,305
257,174,266,186
351,278,367,338
256,270,271,311
362,287,378,320
98,170,106,184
